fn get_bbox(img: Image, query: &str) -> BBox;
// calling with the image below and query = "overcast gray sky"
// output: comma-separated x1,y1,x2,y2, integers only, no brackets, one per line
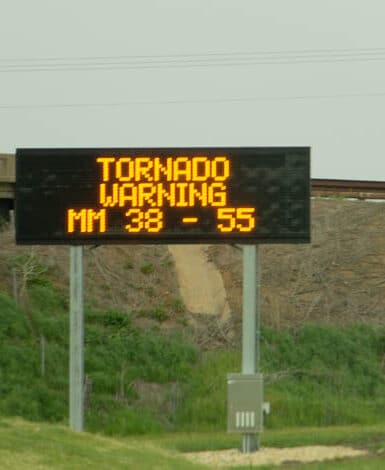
1,0,385,180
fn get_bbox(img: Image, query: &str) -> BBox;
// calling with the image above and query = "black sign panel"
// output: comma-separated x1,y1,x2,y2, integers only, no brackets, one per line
15,147,310,245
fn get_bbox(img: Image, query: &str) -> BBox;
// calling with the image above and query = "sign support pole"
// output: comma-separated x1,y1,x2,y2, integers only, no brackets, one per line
241,244,260,452
69,246,84,432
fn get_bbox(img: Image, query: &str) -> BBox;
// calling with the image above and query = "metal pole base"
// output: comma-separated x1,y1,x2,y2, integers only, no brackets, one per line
242,434,260,453
240,245,261,453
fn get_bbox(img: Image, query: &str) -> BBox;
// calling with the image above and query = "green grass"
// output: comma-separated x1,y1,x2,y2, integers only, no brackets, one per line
176,324,385,431
156,425,385,470
0,289,199,433
230,459,385,470
1,419,384,470
1,273,385,435
0,418,209,470
151,424,385,453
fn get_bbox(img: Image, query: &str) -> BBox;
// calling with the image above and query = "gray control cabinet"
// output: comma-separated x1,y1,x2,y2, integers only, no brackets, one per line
227,373,263,433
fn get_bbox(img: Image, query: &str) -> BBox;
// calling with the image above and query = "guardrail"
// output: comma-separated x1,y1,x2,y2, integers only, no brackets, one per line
0,154,15,200
1,154,385,200
312,178,385,200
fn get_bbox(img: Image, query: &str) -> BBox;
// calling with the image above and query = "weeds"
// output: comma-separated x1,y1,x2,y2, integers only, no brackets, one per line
175,324,385,431
0,289,198,433
0,283,385,435
140,263,154,275
172,298,185,313
136,308,169,322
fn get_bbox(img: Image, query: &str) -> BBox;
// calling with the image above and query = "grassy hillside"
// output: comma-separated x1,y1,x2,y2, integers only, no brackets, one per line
0,284,198,434
0,275,384,434
1,419,384,469
177,324,385,431
0,202,385,436
0,419,209,470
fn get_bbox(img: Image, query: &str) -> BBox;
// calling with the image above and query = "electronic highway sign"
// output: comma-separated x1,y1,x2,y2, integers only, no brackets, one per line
15,147,310,244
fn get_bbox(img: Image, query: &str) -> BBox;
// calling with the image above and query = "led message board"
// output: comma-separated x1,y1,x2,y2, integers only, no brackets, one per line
15,147,310,245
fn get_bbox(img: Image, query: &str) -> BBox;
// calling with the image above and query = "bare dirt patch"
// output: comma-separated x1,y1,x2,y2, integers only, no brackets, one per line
1,198,384,342
209,198,385,333
182,445,368,467
168,245,230,321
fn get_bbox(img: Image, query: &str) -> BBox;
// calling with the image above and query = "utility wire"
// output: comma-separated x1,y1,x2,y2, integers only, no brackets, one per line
1,47,385,72
2,46,385,61
1,91,385,110
1,57,385,72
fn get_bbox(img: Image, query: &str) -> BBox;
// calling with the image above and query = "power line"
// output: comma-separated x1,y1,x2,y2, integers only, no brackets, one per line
1,47,385,72
1,91,385,110
2,46,385,62
1,57,385,73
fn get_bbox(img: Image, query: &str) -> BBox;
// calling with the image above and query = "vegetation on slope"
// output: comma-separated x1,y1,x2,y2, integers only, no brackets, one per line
0,271,384,435
178,325,385,431
1,418,384,470
0,419,209,470
0,280,198,434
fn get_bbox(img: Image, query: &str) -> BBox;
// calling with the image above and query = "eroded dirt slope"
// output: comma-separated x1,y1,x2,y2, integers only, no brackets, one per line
1,199,384,343
209,198,385,330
